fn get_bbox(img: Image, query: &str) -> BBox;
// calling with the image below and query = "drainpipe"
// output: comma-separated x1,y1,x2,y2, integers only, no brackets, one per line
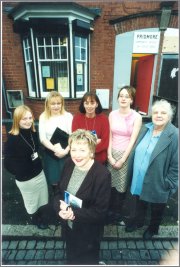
2,79,12,119
154,2,174,95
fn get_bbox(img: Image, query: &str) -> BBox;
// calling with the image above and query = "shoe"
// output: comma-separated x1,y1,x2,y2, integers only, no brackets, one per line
117,220,126,226
99,261,106,265
37,223,49,230
143,228,158,240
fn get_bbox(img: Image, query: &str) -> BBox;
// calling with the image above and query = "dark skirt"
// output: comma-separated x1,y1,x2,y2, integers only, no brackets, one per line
42,151,66,185
64,223,103,265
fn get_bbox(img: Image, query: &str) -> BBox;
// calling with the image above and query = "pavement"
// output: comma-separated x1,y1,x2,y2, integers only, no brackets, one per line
2,224,179,265
1,159,179,265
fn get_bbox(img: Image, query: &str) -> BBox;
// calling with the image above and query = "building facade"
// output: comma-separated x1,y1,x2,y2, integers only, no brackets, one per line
2,1,178,123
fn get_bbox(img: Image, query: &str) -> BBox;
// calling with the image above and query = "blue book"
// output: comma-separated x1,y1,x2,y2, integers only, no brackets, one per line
64,191,82,208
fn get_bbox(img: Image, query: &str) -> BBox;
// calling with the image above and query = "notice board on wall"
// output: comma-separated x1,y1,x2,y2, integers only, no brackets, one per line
96,89,109,109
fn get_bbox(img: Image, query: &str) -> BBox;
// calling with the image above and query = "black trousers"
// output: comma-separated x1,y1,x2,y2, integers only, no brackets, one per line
130,196,166,233
109,187,126,214
64,224,102,265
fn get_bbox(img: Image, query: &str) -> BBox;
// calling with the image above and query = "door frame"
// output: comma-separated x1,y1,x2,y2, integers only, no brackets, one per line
112,28,159,113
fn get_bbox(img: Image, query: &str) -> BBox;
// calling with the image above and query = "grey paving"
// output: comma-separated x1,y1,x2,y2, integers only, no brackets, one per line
1,224,179,266
2,236,178,265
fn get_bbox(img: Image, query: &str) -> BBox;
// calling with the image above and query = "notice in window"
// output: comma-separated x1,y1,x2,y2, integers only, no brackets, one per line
46,78,54,90
42,66,50,77
77,75,83,86
77,63,83,74
58,77,68,92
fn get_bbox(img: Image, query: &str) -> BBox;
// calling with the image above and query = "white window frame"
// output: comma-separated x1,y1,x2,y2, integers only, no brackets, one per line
36,36,70,98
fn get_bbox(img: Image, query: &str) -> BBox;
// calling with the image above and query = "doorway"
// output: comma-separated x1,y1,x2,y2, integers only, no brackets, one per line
130,54,155,115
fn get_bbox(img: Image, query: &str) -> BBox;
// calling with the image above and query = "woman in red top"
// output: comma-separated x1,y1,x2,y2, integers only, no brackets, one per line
72,92,110,164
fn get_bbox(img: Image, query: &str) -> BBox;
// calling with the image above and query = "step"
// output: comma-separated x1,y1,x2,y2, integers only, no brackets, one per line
2,224,178,240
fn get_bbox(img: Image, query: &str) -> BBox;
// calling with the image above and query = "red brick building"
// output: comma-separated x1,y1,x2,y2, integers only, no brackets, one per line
2,1,178,124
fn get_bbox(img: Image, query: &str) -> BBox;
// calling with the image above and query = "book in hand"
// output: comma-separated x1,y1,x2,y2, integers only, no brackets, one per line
50,127,69,149
64,191,82,208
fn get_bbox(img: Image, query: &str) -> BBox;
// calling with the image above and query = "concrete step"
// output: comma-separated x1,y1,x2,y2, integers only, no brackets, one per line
2,224,178,240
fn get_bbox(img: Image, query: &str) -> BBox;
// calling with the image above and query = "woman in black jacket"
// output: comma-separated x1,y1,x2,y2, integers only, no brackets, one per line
4,105,49,229
54,129,111,265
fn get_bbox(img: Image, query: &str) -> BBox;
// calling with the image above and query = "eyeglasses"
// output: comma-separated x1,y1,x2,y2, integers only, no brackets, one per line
119,95,130,99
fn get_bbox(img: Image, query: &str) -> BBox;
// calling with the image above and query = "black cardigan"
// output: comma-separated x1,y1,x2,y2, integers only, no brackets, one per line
4,129,42,181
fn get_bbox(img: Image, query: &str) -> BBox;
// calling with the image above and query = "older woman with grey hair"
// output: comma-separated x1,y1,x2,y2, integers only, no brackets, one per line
125,99,178,239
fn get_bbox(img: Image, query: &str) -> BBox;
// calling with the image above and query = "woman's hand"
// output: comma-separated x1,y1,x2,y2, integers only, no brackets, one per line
97,138,101,145
59,200,68,210
59,208,75,220
59,201,75,220
54,144,69,158
108,155,116,166
113,158,125,170
54,149,67,158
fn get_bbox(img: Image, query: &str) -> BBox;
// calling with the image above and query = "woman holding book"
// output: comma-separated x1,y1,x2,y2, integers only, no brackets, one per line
39,91,73,193
54,129,111,265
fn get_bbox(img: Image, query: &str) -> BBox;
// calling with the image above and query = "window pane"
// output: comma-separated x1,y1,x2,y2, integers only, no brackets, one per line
39,47,45,59
75,36,80,46
74,34,89,95
75,47,80,60
37,37,44,46
81,48,86,60
60,37,67,45
27,63,36,92
81,38,86,48
46,47,52,59
53,37,59,45
61,47,67,59
40,61,68,93
53,47,60,59
45,37,51,45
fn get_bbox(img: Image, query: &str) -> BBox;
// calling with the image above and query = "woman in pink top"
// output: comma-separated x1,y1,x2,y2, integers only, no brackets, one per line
107,86,142,223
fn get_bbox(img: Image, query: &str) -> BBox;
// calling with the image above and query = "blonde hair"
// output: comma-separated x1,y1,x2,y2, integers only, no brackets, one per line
9,105,35,135
69,129,97,158
43,91,65,119
152,99,174,121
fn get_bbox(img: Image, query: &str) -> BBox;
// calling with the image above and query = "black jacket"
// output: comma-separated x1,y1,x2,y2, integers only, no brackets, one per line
54,158,111,238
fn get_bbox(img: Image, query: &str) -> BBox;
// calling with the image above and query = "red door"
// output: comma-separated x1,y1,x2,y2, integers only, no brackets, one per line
134,55,155,114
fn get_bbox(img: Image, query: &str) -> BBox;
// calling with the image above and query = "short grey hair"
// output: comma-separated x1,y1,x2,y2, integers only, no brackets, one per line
151,99,174,121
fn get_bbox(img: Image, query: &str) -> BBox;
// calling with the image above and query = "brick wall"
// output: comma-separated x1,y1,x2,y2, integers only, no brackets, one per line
2,1,178,121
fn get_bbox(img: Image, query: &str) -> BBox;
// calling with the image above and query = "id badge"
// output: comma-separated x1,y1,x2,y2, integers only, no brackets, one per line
31,152,38,161
91,130,97,139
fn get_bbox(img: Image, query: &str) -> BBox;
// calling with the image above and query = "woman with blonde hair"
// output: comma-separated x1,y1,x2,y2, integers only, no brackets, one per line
39,91,73,193
4,105,49,229
54,129,111,264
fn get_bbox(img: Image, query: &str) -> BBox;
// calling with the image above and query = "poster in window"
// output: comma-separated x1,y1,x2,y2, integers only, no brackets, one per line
77,75,83,86
77,63,83,74
58,77,68,92
46,78,54,90
42,66,50,77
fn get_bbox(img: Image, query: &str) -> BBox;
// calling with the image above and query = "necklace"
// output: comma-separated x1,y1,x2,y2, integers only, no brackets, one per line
19,131,38,161
85,116,96,131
